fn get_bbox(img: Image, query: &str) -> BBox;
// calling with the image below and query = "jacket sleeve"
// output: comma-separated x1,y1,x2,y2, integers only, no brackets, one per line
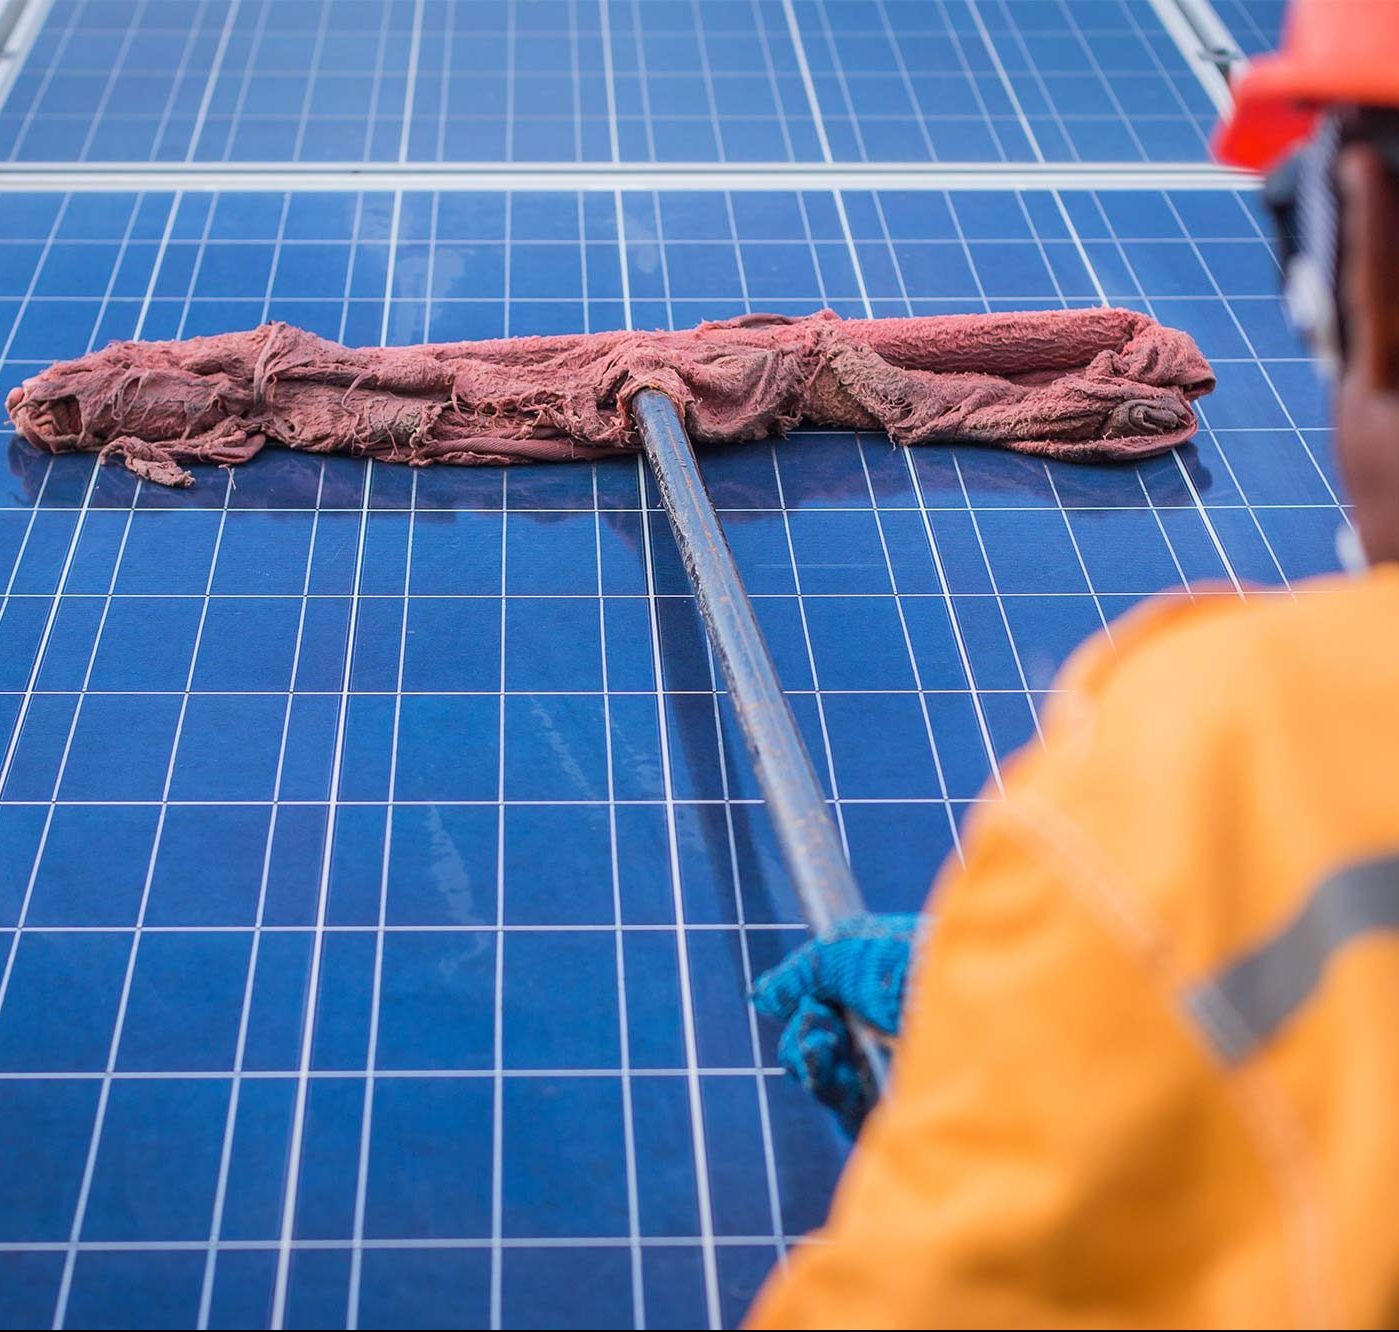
745,609,1290,1329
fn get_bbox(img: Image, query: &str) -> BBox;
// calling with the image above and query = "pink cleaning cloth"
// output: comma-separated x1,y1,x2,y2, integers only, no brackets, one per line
5,308,1214,488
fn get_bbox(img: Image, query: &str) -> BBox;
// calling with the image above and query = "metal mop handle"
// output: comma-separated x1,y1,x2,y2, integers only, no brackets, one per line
633,388,891,1096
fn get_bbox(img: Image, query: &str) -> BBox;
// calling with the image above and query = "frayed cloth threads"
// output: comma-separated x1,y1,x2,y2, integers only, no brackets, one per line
6,308,1214,487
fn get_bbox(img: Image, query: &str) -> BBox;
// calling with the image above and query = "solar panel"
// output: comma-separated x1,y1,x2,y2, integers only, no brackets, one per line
0,0,1238,164
0,177,1337,1329
0,0,1332,1328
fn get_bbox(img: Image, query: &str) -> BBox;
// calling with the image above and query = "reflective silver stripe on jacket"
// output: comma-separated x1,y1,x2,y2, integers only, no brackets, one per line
1186,853,1399,1065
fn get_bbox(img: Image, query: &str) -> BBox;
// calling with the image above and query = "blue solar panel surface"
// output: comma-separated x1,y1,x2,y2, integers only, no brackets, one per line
0,180,1338,1330
0,1,1327,1329
0,0,1237,163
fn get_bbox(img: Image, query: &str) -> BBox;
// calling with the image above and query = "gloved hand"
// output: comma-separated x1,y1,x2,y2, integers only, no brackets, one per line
751,913,922,1136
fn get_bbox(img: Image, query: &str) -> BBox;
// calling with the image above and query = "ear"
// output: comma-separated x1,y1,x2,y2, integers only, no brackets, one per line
1338,143,1399,390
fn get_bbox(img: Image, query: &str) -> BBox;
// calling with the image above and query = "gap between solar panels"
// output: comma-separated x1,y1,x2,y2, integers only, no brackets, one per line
0,161,1261,192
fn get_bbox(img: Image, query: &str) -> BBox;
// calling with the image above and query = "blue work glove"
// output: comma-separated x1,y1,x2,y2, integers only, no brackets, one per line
750,913,921,1136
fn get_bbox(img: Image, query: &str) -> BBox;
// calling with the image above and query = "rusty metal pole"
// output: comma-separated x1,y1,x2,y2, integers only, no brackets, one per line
633,388,889,1095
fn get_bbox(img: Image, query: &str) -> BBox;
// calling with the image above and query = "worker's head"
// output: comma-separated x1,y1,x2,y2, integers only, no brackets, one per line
1215,0,1399,565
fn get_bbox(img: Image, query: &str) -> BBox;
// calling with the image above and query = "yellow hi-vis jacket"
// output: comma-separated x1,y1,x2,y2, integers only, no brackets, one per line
748,570,1399,1330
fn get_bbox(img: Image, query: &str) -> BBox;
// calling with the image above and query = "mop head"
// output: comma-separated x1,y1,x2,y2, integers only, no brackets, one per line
5,308,1214,487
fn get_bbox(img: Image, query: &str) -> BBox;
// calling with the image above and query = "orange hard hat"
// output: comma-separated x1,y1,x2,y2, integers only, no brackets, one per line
1215,0,1399,170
